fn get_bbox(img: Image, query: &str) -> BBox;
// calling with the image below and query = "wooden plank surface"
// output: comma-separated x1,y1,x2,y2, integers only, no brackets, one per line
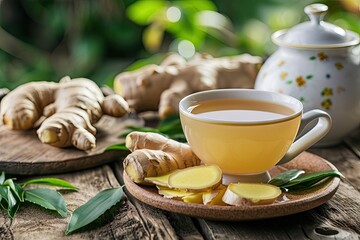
0,116,141,175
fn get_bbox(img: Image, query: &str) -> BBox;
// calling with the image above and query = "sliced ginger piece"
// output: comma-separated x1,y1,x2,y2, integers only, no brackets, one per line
168,165,222,192
182,192,204,204
145,171,175,187
222,183,282,206
203,185,227,206
157,186,193,199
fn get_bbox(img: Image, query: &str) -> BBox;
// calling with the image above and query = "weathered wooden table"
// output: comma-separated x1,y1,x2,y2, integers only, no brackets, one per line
1,128,359,240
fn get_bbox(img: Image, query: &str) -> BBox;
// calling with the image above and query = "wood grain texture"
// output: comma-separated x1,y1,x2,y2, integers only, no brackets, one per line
0,165,155,240
0,116,141,175
113,162,204,240
344,127,360,158
309,144,360,191
196,181,360,240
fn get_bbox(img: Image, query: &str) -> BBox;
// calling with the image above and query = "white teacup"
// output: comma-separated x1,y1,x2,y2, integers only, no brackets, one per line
179,89,332,184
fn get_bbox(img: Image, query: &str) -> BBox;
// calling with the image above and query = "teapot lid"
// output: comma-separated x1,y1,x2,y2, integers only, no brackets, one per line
272,3,360,48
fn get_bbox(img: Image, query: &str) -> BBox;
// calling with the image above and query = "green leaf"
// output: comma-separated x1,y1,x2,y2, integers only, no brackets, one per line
0,186,8,205
0,199,7,210
0,186,17,209
280,170,343,190
20,178,78,190
4,179,24,202
6,187,17,210
268,169,305,187
66,187,123,235
158,114,180,129
127,0,166,25
8,202,20,219
0,186,17,217
13,183,24,202
24,188,67,218
105,143,129,151
0,172,5,184
158,115,184,135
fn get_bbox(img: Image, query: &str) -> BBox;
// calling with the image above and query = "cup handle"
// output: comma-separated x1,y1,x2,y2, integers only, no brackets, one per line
277,109,332,165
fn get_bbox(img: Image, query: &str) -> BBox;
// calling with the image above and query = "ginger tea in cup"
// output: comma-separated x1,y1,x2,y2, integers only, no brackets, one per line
179,89,332,184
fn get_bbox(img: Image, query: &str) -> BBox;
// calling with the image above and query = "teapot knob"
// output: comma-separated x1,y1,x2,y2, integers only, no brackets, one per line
304,3,328,25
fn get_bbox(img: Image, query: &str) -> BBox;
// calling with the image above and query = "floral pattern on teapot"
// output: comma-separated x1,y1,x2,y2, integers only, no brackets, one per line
269,52,348,111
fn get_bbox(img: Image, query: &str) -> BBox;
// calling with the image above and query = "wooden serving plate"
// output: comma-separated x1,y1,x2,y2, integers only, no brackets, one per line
0,116,141,175
124,151,340,221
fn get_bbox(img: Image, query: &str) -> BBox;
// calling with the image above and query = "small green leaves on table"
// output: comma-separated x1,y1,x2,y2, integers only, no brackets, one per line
0,172,77,219
20,178,78,190
66,187,124,235
25,188,67,217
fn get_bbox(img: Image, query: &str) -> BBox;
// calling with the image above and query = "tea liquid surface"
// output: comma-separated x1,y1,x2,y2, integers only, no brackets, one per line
189,99,294,122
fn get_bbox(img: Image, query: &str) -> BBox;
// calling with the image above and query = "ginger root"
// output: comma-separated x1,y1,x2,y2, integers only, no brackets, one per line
222,183,282,206
1,76,130,150
0,81,58,130
123,131,201,184
114,53,262,118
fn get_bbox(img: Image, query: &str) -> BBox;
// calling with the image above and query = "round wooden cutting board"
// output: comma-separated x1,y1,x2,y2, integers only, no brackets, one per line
0,116,141,175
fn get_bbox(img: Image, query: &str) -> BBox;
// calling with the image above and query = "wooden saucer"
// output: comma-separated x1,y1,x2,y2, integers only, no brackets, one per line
0,116,141,175
124,151,340,221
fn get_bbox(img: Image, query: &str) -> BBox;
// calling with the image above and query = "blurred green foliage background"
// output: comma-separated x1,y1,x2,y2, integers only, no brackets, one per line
0,0,358,89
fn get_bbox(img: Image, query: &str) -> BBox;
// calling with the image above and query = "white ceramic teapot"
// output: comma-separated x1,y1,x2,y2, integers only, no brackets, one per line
255,3,360,146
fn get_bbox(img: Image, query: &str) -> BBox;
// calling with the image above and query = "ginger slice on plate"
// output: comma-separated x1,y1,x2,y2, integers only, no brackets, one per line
222,183,282,206
157,186,193,199
182,192,204,204
168,165,222,192
145,171,174,187
203,185,227,206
